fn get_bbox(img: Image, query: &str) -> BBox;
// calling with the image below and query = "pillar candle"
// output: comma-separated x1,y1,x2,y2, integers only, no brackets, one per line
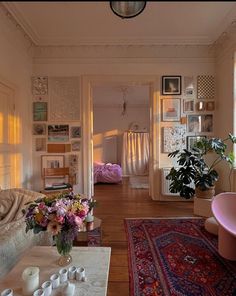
22,266,40,296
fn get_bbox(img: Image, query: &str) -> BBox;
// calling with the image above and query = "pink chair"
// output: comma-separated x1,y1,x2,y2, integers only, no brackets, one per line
212,192,236,260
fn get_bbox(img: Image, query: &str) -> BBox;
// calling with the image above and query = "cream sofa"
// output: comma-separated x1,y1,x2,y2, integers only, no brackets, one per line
0,188,50,278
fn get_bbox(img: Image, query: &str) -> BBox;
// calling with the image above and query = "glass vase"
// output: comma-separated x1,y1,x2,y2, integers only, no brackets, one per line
55,233,73,266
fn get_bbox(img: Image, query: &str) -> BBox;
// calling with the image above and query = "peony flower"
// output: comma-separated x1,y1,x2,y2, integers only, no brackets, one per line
55,215,64,224
47,221,62,235
74,216,83,226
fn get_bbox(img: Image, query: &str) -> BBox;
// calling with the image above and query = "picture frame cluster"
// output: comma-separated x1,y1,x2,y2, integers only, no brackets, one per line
161,75,215,153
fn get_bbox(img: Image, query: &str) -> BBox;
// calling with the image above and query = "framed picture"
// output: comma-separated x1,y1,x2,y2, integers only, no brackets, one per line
41,155,65,176
183,99,194,113
206,101,215,111
70,126,81,139
184,76,194,96
187,136,207,151
187,115,201,133
162,126,186,153
33,123,46,135
196,101,206,111
33,102,47,121
162,98,181,121
35,138,46,152
71,141,80,151
48,125,69,142
201,114,213,133
162,76,181,95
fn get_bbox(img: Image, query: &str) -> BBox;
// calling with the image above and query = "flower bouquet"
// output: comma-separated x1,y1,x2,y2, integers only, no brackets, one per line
23,190,95,266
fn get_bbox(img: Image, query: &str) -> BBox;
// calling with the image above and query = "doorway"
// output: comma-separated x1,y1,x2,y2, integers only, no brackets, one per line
81,75,159,200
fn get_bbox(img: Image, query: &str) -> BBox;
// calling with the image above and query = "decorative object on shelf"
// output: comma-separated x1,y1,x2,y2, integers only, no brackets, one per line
110,1,146,19
23,191,93,266
48,125,69,142
197,75,215,99
162,98,181,122
183,98,194,113
166,133,236,199
33,123,46,135
33,102,47,121
184,76,194,96
70,126,81,139
41,155,64,176
32,77,48,95
162,76,181,95
162,126,186,153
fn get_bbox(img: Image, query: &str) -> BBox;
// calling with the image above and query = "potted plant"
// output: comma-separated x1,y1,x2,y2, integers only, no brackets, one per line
166,133,236,199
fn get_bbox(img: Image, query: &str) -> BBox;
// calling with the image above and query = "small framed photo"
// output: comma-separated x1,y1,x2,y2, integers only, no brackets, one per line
201,114,213,133
184,76,194,96
41,155,65,176
162,98,181,122
187,115,201,133
187,136,207,151
206,101,215,111
33,123,46,135
162,76,181,95
48,125,69,142
183,99,194,113
70,126,81,139
196,101,206,111
71,141,80,151
35,138,46,152
33,102,47,121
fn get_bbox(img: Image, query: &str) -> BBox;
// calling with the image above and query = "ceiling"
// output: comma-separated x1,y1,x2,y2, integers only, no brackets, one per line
4,2,236,46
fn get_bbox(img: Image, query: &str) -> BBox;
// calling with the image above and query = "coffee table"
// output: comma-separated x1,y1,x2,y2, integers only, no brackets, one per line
0,246,111,296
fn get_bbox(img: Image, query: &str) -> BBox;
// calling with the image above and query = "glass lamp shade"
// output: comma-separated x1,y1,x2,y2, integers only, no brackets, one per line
110,1,146,19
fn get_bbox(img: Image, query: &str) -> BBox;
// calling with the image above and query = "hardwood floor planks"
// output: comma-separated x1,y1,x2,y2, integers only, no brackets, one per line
93,183,193,296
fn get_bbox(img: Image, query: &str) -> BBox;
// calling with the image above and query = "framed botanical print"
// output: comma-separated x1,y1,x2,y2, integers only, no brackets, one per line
162,98,181,122
33,102,47,121
162,76,181,95
187,136,207,152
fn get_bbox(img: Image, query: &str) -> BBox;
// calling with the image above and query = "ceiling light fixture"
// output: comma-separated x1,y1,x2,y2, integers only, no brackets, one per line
110,1,146,19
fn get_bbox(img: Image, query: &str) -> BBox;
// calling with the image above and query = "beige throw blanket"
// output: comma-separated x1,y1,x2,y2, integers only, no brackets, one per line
0,188,45,225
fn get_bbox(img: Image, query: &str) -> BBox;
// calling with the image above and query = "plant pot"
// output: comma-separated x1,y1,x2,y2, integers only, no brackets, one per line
195,186,215,199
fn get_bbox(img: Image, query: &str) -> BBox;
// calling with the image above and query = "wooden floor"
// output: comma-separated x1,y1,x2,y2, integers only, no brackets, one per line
93,182,194,296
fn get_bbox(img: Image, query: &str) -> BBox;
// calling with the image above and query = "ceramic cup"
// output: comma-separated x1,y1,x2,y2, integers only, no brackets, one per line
68,266,77,280
41,281,52,296
76,267,85,281
33,289,44,296
50,274,60,289
59,268,68,283
1,289,13,296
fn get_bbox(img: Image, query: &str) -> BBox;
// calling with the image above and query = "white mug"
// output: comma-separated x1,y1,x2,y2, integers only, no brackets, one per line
68,266,77,280
33,289,44,296
41,281,52,296
59,268,68,283
1,289,13,296
50,274,60,289
76,267,85,281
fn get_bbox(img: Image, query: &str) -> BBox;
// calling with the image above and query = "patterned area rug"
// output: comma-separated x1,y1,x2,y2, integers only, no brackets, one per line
124,218,236,296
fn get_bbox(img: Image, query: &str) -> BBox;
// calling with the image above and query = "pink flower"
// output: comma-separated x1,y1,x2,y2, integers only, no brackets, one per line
55,216,64,224
74,216,83,226
38,202,46,210
47,221,62,235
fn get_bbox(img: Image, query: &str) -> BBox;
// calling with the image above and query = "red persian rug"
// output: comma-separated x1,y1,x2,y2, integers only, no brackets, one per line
124,218,236,296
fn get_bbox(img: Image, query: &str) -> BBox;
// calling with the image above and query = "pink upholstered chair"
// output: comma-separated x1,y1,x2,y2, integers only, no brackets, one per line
212,192,236,260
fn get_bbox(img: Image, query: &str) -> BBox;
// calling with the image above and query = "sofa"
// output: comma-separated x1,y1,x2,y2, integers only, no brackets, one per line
0,188,50,278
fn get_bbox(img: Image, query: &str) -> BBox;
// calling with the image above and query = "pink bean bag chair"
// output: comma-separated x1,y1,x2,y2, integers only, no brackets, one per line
94,162,122,184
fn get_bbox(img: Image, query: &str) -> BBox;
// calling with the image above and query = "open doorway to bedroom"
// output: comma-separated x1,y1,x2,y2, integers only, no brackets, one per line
92,82,150,192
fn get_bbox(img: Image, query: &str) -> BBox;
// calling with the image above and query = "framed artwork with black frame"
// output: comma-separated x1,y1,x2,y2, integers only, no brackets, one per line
162,76,182,95
187,136,207,152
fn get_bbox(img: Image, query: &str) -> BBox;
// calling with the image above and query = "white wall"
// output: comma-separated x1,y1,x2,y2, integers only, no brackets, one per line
32,45,215,199
0,7,33,188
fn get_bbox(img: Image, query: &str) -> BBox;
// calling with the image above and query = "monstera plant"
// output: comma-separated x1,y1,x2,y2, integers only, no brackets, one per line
166,133,236,199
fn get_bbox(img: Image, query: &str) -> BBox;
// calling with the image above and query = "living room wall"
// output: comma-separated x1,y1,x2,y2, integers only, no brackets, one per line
32,45,215,199
0,6,33,189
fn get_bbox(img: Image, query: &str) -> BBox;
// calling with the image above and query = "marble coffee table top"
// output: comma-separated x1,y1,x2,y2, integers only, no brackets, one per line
0,246,111,296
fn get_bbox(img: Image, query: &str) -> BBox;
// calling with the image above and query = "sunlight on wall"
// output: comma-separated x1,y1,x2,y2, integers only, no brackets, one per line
11,153,22,187
8,114,15,144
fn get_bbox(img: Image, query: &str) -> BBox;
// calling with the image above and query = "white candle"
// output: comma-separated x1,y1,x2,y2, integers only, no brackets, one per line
22,266,39,296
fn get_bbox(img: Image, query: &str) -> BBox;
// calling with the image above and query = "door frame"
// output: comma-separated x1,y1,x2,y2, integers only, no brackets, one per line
81,75,160,200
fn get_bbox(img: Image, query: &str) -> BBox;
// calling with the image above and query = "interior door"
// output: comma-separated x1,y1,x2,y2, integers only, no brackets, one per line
0,82,16,189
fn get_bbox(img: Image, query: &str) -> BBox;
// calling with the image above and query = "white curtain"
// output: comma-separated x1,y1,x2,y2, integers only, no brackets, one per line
122,132,149,176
